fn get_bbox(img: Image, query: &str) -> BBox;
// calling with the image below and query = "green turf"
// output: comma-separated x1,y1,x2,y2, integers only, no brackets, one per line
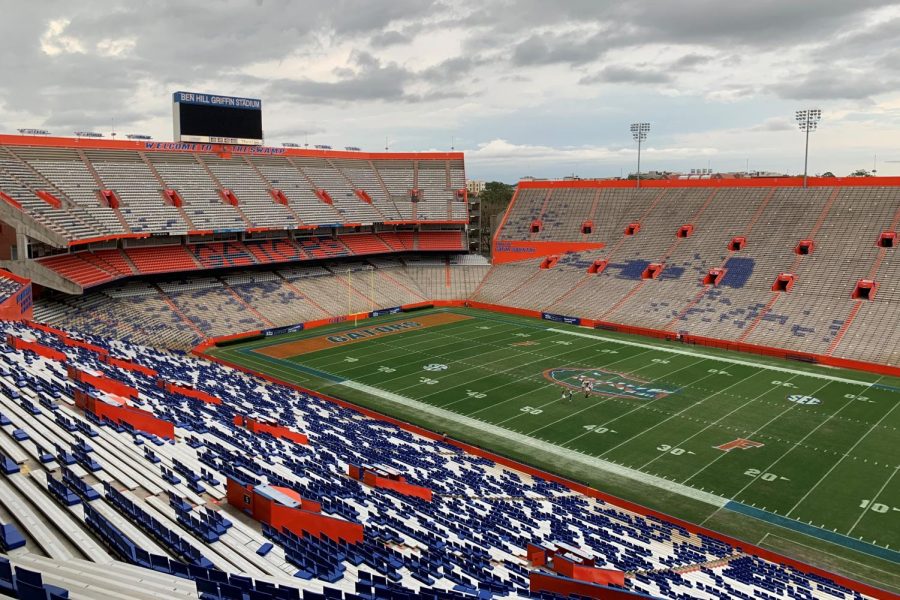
208,307,900,593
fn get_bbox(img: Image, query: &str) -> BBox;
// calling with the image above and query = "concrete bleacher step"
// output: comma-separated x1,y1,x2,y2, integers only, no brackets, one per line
0,474,74,561
138,493,262,576
8,552,197,600
15,469,112,563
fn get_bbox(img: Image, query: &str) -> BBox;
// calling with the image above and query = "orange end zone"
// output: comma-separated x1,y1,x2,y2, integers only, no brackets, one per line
254,312,473,358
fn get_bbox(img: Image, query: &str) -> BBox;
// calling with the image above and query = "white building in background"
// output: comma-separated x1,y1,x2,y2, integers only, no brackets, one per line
466,179,486,195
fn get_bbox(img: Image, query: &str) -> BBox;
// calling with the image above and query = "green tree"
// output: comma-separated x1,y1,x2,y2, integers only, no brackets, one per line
476,182,515,256
850,169,873,177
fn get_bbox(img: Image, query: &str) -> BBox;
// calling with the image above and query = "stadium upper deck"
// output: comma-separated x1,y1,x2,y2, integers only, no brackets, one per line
477,177,900,371
0,134,468,292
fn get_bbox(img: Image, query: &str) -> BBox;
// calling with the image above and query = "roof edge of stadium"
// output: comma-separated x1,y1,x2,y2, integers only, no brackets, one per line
0,133,464,161
516,176,900,189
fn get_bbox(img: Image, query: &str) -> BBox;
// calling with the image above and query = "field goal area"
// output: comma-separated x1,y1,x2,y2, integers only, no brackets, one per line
207,306,900,574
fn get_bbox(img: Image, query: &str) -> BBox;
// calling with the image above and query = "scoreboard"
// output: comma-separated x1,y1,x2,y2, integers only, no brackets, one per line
173,91,263,146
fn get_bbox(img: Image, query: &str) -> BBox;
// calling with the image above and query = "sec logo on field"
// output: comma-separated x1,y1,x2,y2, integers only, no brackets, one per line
423,364,449,372
787,395,821,405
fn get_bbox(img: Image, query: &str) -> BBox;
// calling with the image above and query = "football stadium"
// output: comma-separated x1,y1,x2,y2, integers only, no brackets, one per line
0,4,900,600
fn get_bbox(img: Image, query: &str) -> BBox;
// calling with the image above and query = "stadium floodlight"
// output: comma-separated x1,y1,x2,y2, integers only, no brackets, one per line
795,108,821,188
74,131,103,138
630,122,650,188
282,142,301,148
125,134,152,140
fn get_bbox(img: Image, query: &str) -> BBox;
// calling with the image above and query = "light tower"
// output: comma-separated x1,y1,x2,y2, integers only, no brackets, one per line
630,122,650,188
795,109,821,188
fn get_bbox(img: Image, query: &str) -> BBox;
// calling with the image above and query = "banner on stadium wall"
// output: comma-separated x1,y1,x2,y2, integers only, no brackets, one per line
492,240,605,264
263,324,304,337
370,307,402,318
542,312,581,326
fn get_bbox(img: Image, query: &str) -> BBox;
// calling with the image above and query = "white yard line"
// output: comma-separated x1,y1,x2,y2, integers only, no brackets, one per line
723,377,886,517
846,466,900,537
783,378,893,520
548,328,893,387
595,369,763,459
339,379,729,508
679,375,831,484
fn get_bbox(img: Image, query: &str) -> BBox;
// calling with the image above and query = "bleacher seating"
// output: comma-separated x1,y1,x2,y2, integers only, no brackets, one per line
0,138,466,246
0,318,882,600
479,180,900,368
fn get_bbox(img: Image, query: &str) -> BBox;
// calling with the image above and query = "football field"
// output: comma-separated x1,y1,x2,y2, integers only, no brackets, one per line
208,307,900,589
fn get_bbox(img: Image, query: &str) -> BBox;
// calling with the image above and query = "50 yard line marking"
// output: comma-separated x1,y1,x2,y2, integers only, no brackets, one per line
447,345,656,422
519,357,710,434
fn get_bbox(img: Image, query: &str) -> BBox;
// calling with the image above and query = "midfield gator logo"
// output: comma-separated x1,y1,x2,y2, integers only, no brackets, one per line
544,368,676,400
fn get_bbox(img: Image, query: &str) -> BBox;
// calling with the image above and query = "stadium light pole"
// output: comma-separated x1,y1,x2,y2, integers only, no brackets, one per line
795,109,821,188
630,122,650,189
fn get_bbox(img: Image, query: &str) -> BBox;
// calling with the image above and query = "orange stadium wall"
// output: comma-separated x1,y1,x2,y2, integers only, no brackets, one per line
226,479,363,544
492,240,606,264
0,133,463,162
6,335,65,361
67,366,139,399
0,271,32,321
73,390,175,440
358,470,433,502
529,572,650,600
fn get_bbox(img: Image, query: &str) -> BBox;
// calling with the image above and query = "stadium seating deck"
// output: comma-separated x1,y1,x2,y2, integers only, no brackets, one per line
480,180,900,368
0,137,467,246
33,231,467,291
0,317,883,600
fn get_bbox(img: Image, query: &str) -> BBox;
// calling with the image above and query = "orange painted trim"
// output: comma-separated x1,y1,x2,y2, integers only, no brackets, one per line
0,191,23,210
516,176,900,189
0,133,463,161
2,270,31,286
492,240,606,265
381,220,469,226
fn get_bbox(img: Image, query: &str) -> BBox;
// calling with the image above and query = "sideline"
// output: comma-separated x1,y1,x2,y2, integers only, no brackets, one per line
339,379,729,508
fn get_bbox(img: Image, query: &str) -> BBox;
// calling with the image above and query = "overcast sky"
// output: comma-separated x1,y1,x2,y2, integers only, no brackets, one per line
2,0,900,182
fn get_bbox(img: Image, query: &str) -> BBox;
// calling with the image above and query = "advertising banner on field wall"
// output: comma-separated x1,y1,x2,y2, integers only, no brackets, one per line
263,324,305,337
542,312,581,326
492,240,605,264
370,307,402,318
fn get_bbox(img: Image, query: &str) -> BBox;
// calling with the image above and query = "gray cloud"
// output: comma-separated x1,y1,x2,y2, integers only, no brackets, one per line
770,71,897,101
265,51,470,104
510,28,633,67
749,117,794,132
2,0,900,178
370,30,414,48
671,53,713,70
580,65,673,85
